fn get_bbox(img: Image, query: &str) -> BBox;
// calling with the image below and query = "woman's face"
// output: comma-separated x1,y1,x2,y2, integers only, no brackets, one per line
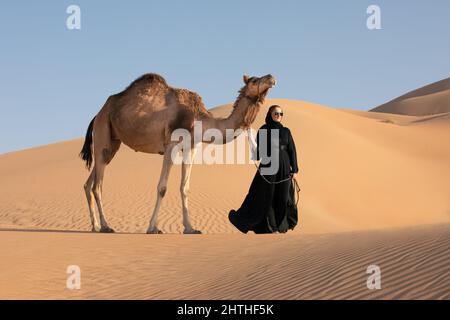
271,106,283,123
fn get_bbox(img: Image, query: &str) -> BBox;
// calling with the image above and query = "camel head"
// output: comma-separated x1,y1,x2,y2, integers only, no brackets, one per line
238,74,277,128
242,74,276,102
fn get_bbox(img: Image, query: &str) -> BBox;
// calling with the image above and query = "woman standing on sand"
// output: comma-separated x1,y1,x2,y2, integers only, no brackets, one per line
228,105,299,234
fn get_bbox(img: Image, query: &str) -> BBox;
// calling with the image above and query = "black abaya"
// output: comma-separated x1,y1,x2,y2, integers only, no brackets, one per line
228,122,299,234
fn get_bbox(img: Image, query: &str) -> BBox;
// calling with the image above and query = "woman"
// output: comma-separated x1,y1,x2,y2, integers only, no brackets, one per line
228,105,299,234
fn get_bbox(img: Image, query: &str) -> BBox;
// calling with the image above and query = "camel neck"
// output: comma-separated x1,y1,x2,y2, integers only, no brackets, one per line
229,95,260,127
199,96,259,144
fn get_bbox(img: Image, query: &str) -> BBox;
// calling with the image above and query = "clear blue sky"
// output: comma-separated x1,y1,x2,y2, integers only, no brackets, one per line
0,0,449,153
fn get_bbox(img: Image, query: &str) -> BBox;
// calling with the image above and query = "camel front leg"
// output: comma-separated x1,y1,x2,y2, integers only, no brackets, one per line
180,146,201,234
146,143,175,234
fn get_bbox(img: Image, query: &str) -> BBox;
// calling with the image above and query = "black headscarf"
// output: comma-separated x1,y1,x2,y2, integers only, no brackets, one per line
265,105,284,129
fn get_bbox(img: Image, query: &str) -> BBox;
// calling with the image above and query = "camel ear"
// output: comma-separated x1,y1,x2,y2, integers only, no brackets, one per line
243,74,250,84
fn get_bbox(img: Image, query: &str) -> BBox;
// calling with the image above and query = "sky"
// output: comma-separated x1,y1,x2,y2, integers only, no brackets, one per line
0,0,449,153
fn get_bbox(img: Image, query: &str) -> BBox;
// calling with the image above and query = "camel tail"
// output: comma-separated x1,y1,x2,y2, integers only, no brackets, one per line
79,116,96,170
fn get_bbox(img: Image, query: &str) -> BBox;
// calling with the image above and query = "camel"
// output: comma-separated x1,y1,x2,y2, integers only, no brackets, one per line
79,73,276,234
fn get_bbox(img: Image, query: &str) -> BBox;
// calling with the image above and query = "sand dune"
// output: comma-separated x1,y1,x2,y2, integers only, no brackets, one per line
1,98,449,299
370,78,450,116
0,223,448,299
1,99,449,234
341,109,450,127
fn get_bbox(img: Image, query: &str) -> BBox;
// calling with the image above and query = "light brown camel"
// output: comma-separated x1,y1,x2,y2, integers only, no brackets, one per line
79,73,276,234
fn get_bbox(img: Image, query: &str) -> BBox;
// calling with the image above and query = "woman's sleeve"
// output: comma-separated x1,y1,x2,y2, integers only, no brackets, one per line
287,128,299,173
255,128,261,161
248,128,259,161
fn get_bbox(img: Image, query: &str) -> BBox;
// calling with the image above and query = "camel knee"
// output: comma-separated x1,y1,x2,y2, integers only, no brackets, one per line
158,186,167,198
84,180,93,195
92,183,102,200
84,185,93,201
180,186,189,198
84,172,95,195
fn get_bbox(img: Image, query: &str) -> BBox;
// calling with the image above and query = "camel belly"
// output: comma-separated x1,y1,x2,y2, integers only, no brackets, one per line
120,126,168,154
129,143,165,154
110,111,169,154
108,99,192,155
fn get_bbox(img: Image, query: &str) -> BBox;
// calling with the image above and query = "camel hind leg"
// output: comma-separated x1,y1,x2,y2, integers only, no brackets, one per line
84,169,100,231
91,116,121,233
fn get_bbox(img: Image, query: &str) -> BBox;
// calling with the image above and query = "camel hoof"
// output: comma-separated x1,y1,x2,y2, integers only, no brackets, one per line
99,226,115,233
147,228,163,234
183,229,202,234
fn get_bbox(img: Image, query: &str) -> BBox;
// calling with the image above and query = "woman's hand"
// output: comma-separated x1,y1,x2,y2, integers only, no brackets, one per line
290,172,297,179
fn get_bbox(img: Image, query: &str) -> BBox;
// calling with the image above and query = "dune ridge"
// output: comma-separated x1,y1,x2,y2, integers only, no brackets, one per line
370,78,450,116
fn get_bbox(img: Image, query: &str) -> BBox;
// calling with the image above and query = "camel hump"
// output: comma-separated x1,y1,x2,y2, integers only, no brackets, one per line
122,73,168,92
173,89,212,118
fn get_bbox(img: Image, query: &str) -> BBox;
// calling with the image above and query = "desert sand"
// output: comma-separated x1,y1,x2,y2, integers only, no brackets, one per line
370,77,450,116
0,98,449,299
0,223,448,299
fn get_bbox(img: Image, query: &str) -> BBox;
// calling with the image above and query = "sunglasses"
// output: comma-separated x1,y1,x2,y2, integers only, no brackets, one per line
273,112,284,116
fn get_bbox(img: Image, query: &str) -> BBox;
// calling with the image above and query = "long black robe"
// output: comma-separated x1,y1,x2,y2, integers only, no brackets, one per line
229,123,299,234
